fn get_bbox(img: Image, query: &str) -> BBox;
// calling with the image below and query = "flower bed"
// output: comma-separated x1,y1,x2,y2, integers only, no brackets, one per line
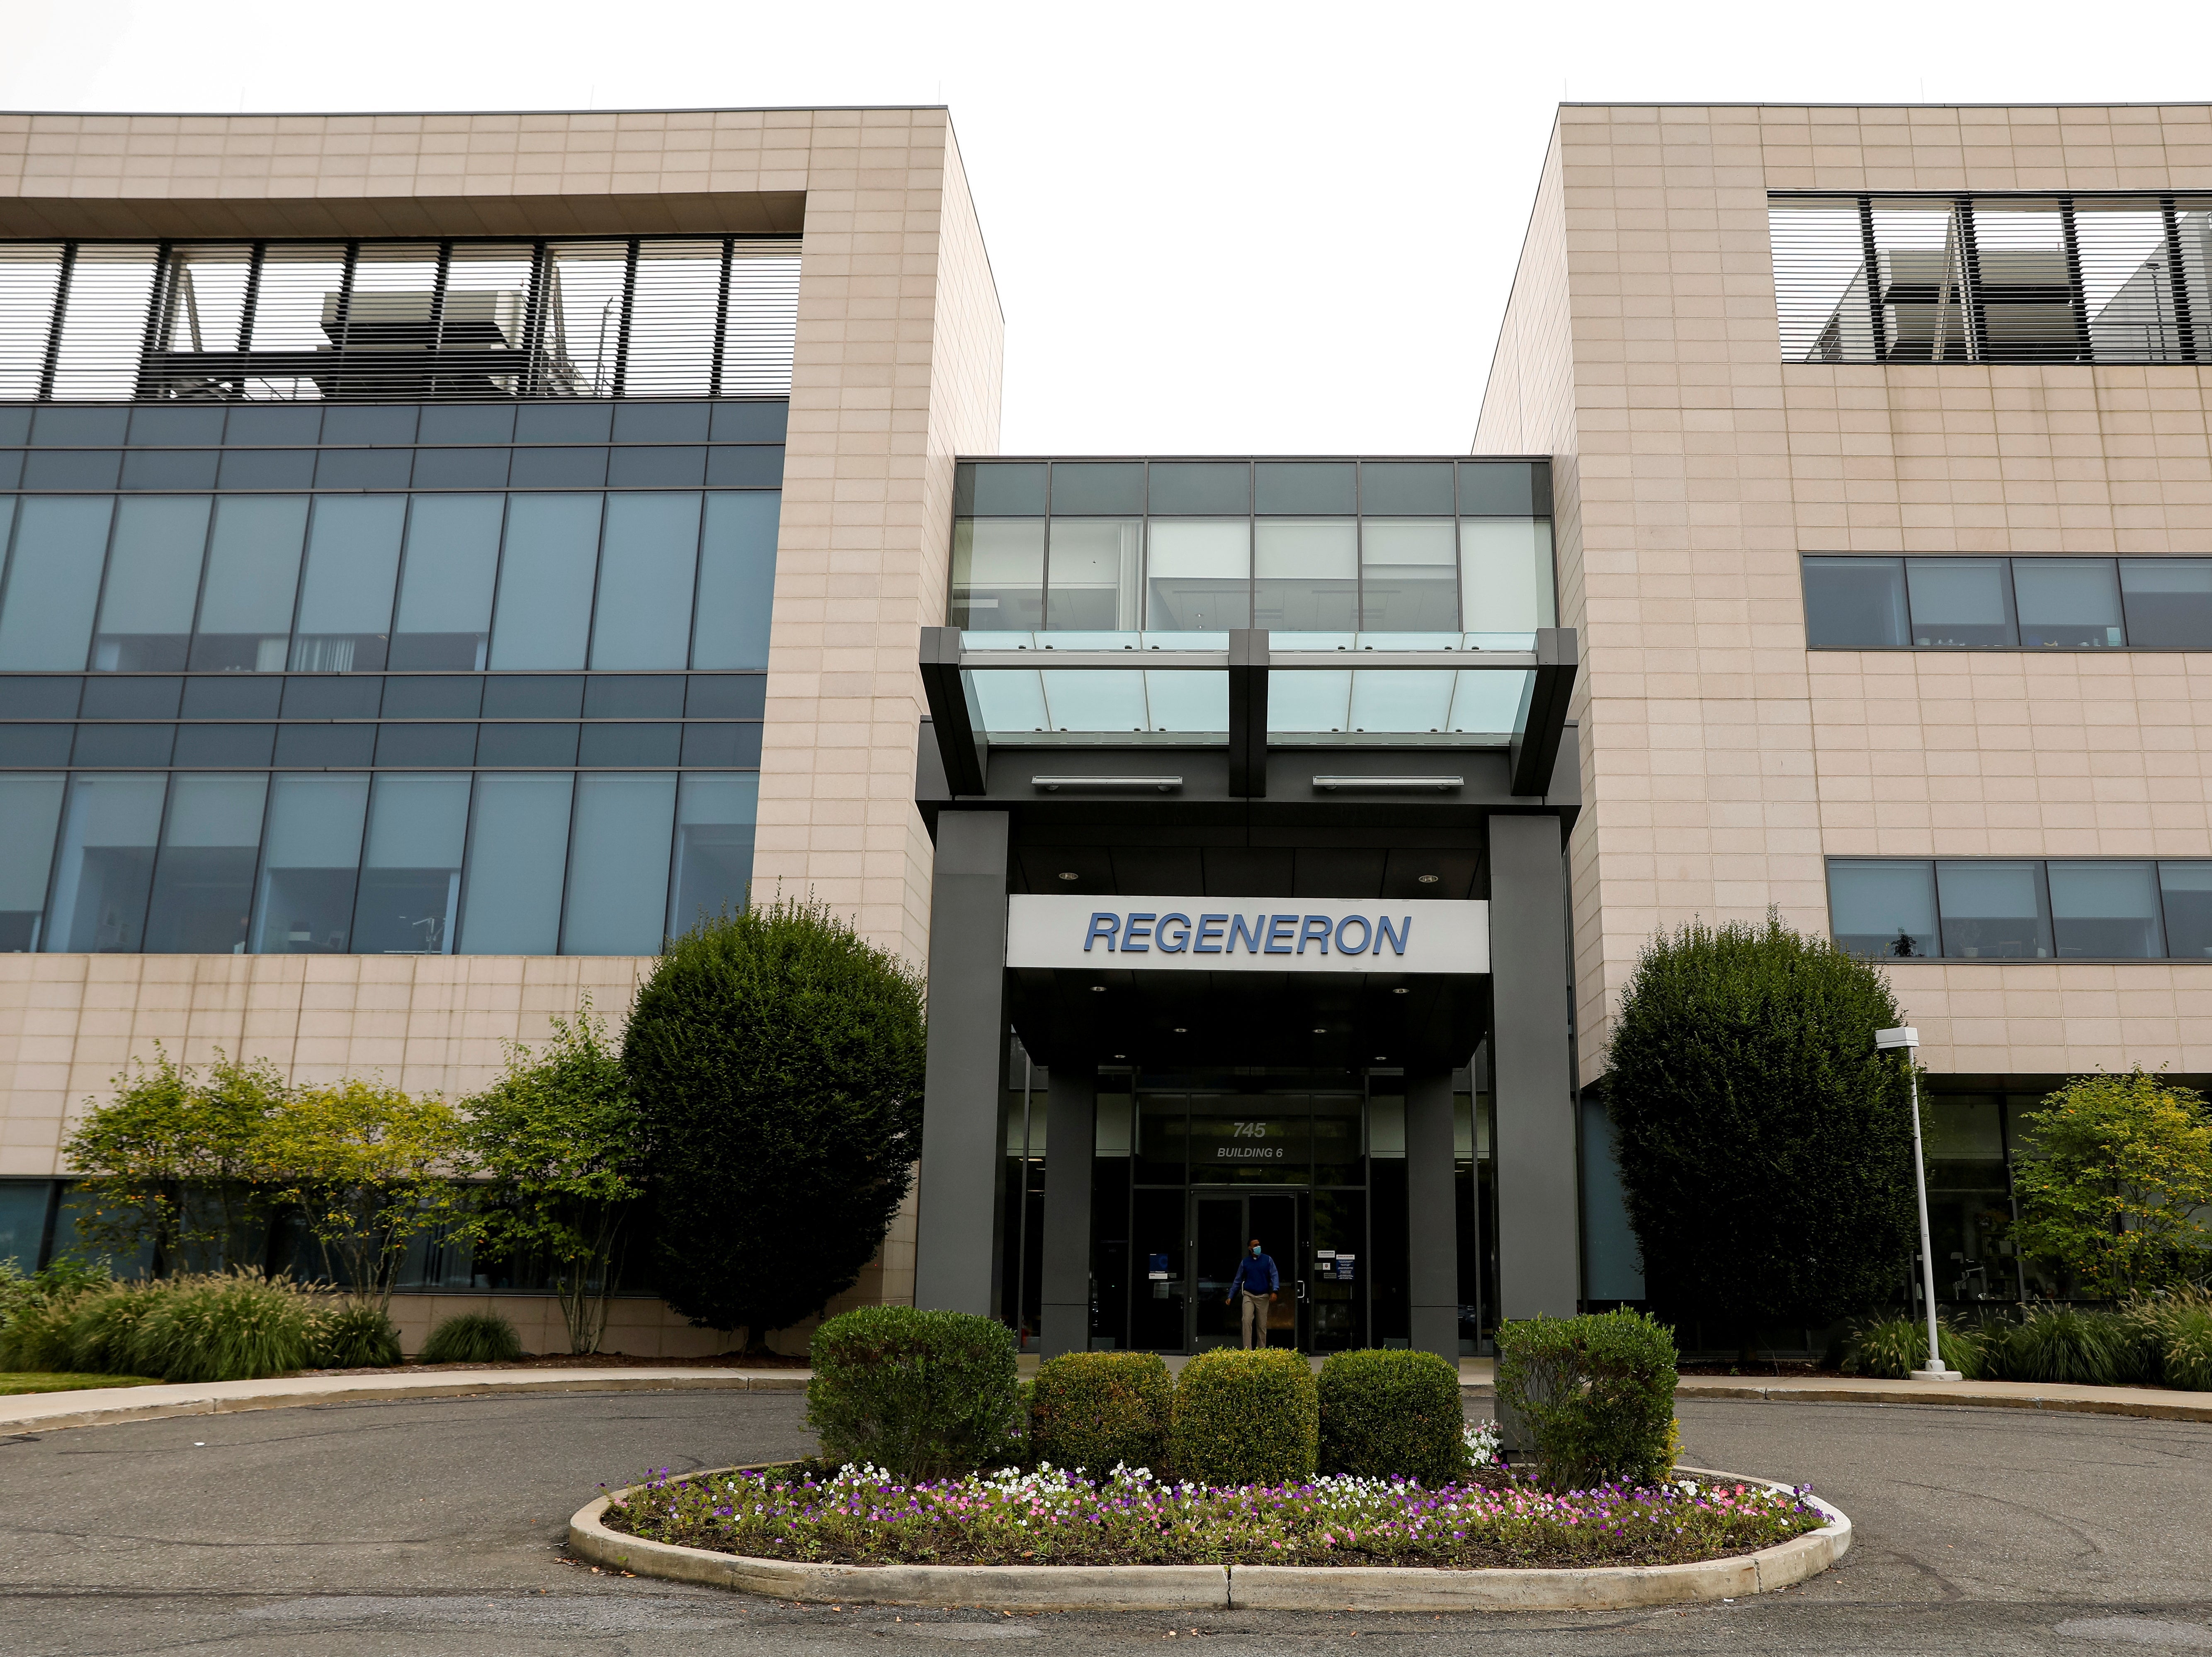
601,1460,1828,1571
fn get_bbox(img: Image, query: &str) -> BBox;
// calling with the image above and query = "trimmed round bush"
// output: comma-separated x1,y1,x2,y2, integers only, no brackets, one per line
807,1306,1020,1482
416,1311,521,1366
128,1273,317,1383
1168,1347,1318,1489
1496,1309,1678,1490
318,1303,406,1368
1029,1351,1171,1475
1317,1348,1465,1484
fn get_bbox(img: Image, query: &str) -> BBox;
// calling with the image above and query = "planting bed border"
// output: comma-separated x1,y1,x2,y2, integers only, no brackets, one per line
566,1463,1852,1612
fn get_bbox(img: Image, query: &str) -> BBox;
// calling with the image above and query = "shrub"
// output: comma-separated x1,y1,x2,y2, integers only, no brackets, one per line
1167,1348,1318,1489
1316,1349,1466,1485
1029,1351,1171,1475
0,1259,111,1369
316,1302,405,1368
128,1272,317,1383
1988,1305,2125,1386
65,1281,170,1373
806,1306,1020,1482
2119,1288,2212,1390
417,1311,522,1366
1496,1310,1679,1491
2163,1308,2212,1391
1840,1315,1986,1380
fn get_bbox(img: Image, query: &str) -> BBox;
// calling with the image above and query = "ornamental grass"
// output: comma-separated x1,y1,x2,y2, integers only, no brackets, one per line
602,1461,1826,1570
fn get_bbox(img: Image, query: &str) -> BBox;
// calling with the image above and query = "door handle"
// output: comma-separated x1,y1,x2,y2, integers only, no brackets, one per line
1296,1279,1308,1302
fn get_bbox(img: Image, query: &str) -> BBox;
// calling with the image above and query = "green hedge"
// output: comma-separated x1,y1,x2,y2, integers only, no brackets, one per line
1168,1348,1318,1488
1029,1351,1171,1475
1316,1348,1465,1485
807,1305,1021,1482
1496,1310,1678,1490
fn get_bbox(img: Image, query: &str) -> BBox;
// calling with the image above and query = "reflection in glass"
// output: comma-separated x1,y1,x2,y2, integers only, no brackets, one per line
354,774,469,954
1190,1094,1313,1179
193,496,307,672
144,774,266,953
2119,559,2212,648
1311,1093,1363,1185
1458,518,1555,640
1253,520,1356,632
950,519,1044,631
1360,520,1457,631
1047,519,1143,631
1803,557,1908,648
0,774,65,950
45,773,166,952
0,496,111,670
490,493,601,669
391,494,503,669
592,492,701,668
1829,860,1938,957
668,773,758,937
94,495,209,671
252,773,368,954
2157,862,2212,958
292,496,404,672
456,772,572,954
692,491,779,669
1348,670,1454,733
1133,1093,1187,1186
1447,670,1527,738
562,773,677,955
2015,559,2124,648
1145,520,1249,631
1936,860,2051,958
2047,860,2163,958
1908,559,2015,647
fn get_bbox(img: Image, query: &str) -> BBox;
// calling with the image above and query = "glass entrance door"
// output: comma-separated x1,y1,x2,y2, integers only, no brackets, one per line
1191,1189,1306,1350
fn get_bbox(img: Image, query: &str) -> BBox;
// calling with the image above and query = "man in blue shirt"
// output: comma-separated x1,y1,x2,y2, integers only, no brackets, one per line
1224,1237,1280,1349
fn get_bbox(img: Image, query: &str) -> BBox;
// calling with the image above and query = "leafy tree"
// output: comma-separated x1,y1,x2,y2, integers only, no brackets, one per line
62,1048,288,1273
625,897,927,1342
1605,915,1918,1349
460,1004,645,1354
260,1080,468,1311
2012,1068,2212,1296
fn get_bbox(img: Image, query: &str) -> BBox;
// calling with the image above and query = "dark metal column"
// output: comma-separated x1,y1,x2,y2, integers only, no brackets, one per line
1488,813,1580,1318
1038,1066,1097,1357
913,809,1011,1315
1406,1070,1460,1362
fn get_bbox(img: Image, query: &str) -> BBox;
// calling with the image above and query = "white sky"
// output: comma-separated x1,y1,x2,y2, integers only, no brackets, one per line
0,0,2205,455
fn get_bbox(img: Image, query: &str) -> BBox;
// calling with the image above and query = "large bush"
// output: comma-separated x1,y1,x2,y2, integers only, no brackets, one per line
1606,916,1918,1344
806,1306,1020,1482
1987,1305,2127,1387
1168,1348,1318,1489
127,1272,320,1383
313,1302,403,1368
419,1312,523,1366
626,899,927,1340
1496,1310,1678,1490
1028,1351,1171,1475
1316,1349,1465,1485
1841,1314,1988,1380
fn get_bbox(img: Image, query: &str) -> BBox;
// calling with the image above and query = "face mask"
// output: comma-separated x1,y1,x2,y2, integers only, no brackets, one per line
1251,1246,1261,1255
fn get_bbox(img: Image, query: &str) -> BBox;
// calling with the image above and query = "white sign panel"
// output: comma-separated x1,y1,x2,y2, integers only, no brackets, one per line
1005,895,1489,975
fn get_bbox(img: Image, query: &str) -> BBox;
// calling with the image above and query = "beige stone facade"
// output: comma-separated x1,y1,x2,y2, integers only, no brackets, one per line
1475,103,2212,1085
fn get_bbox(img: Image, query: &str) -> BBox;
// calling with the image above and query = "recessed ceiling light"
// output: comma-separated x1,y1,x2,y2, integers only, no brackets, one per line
1374,1055,1387,1062
1173,1026,1187,1033
1417,873,1440,885
1114,1053,1126,1059
1312,1026,1327,1034
1090,985,1106,993
1058,871,1080,881
1392,987,1409,995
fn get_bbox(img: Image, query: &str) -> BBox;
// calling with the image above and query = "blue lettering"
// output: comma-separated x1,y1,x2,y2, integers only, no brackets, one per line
1194,914,1227,954
1084,912,1120,953
1376,915,1412,955
1298,915,1333,955
1123,912,1156,952
1265,915,1297,954
1228,914,1265,954
1157,913,1192,953
1333,915,1371,955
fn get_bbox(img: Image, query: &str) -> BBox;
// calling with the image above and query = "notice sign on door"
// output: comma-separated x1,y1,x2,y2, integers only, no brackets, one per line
1004,895,1489,975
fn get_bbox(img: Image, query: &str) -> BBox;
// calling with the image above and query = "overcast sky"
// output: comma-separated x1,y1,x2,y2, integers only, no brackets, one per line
1,0,2204,454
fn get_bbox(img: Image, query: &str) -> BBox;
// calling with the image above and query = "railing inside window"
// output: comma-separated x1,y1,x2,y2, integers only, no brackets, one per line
0,236,799,403
1771,194,2211,366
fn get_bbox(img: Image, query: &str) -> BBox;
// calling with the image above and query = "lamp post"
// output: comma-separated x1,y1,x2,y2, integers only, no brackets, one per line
1874,1025,1960,1381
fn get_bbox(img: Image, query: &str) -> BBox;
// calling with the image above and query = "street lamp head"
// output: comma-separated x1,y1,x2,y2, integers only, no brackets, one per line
1874,1026,1919,1051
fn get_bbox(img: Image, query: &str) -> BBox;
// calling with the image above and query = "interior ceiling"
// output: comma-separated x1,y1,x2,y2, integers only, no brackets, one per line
1012,844,1485,902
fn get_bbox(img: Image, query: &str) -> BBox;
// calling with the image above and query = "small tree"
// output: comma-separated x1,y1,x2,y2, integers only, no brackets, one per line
625,897,927,1342
461,1004,645,1355
2012,1068,2212,1296
63,1048,288,1274
1605,915,1919,1350
260,1080,468,1310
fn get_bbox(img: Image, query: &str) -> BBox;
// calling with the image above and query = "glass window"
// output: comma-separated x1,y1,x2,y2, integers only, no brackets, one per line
1047,519,1143,632
379,675,481,719
692,490,779,669
417,404,516,445
1348,669,1456,733
592,492,701,669
1458,517,1556,640
481,674,584,719
1147,463,1248,515
561,772,677,955
490,493,602,670
92,495,209,672
44,773,166,953
181,677,280,719
1907,558,2015,647
1458,462,1542,515
516,402,612,445
1829,860,1938,957
173,724,276,768
119,450,219,491
2119,559,2212,648
1803,557,1908,648
250,774,367,955
1254,462,1355,515
1360,462,1454,515
962,463,1047,516
709,401,788,442
1935,860,2052,958
144,774,267,953
390,494,503,670
1047,462,1144,516
0,496,112,669
2157,862,2212,958
2047,860,2163,958
1253,520,1357,634
668,772,758,936
352,774,470,955
2014,558,2124,648
0,676,80,718
456,773,573,954
1360,520,1458,632
292,496,404,672
191,496,308,672
1144,520,1250,632
0,774,65,950
217,450,317,490
951,519,1044,632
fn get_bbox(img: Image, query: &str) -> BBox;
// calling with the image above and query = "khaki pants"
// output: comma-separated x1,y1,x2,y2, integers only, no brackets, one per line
1241,1290,1271,1348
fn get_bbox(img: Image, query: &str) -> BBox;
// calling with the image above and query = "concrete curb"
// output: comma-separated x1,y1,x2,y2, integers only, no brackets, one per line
567,1465,1850,1612
0,1370,806,1434
1663,1378,2212,1424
